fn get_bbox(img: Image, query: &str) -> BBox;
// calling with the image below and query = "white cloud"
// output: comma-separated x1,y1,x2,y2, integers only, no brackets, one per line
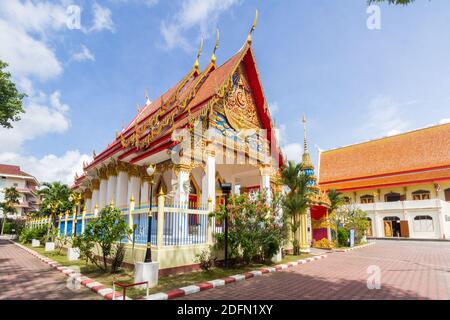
269,102,279,115
72,45,95,62
358,95,417,139
439,118,450,125
0,20,62,81
90,2,115,33
160,0,239,51
110,0,159,7
0,91,71,153
0,150,91,184
282,143,302,162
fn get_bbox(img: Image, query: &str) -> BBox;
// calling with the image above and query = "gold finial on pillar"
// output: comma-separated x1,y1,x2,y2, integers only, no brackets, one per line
211,29,220,65
194,37,204,71
158,186,165,196
247,9,259,45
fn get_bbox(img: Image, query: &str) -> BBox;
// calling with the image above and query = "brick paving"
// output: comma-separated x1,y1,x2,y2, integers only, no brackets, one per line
179,240,450,300
0,240,101,300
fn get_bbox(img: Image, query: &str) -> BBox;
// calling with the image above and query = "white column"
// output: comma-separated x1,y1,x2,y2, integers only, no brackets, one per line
116,170,129,208
128,175,141,205
373,214,382,237
91,187,99,213
99,178,108,209
85,198,92,214
140,180,149,207
174,166,190,205
203,152,216,207
260,166,272,203
106,174,117,205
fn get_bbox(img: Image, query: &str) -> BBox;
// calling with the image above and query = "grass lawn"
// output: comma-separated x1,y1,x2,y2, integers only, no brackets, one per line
21,242,313,299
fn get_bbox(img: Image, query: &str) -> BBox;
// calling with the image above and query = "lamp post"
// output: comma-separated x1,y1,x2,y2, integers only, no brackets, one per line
144,164,156,263
220,182,232,268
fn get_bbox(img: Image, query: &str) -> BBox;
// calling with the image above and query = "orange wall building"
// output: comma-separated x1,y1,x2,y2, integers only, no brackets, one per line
319,122,450,240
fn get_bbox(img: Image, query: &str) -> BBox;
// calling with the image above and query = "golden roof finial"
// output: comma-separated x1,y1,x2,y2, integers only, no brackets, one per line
145,87,151,105
211,29,220,64
247,9,259,45
194,37,204,71
93,150,97,158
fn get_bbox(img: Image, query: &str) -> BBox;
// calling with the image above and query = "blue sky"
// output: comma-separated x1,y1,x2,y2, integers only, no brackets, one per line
1,0,450,183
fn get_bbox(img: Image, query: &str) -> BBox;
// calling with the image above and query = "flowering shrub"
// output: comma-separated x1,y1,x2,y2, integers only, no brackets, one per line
211,191,287,265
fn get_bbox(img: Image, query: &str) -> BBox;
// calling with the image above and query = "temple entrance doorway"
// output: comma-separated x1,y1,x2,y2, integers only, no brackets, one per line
383,216,409,237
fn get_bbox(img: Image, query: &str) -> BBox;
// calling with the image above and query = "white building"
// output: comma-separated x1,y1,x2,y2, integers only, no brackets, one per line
319,123,450,240
0,164,39,219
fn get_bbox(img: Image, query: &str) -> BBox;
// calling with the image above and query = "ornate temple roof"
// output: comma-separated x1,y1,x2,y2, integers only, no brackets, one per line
319,122,450,191
75,19,284,189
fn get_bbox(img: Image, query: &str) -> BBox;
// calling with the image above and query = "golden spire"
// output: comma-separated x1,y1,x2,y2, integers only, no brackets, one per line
145,87,151,105
211,29,220,64
301,115,314,170
194,37,204,71
93,150,97,158
247,9,259,45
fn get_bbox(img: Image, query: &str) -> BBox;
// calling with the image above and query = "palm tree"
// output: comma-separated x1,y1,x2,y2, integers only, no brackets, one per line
281,161,314,255
37,182,73,239
1,187,21,235
327,188,345,241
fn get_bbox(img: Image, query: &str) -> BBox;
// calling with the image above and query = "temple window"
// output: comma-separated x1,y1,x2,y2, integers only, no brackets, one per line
413,215,434,232
444,188,450,201
360,195,374,204
385,192,401,202
412,190,431,200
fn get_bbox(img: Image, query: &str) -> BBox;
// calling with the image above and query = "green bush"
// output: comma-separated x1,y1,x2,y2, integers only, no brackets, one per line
337,227,349,247
19,227,47,244
2,222,12,234
194,247,216,271
212,192,287,265
73,206,131,273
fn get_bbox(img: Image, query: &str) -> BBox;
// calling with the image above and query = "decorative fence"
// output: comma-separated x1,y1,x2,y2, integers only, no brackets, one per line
26,195,223,249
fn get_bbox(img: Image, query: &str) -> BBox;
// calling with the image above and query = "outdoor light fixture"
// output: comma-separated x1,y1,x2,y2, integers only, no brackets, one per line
220,182,232,268
144,163,156,263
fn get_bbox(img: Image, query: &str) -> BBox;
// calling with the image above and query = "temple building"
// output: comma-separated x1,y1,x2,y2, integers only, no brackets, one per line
69,20,285,272
319,122,450,240
0,164,39,219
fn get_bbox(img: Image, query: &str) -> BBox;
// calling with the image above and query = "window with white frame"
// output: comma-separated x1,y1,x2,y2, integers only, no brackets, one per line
413,215,434,232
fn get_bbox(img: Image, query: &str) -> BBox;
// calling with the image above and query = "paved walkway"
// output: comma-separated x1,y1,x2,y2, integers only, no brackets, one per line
179,240,450,300
0,240,101,300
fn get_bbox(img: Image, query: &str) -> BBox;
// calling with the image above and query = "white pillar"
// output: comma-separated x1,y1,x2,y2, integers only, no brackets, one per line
140,180,150,208
128,175,141,205
174,166,190,205
91,185,99,213
260,166,272,203
99,178,108,209
116,170,129,208
374,214,382,237
85,198,92,214
106,174,117,205
203,152,216,207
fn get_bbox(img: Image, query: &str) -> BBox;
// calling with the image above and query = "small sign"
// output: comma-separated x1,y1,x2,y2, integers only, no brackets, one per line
349,229,355,247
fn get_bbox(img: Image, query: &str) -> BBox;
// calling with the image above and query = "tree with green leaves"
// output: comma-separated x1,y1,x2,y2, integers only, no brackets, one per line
1,187,21,235
73,205,131,272
327,188,345,241
0,60,25,129
37,182,73,240
281,161,315,255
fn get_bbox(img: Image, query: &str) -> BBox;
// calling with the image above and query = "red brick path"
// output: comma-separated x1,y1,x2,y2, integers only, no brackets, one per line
179,240,450,300
0,240,101,300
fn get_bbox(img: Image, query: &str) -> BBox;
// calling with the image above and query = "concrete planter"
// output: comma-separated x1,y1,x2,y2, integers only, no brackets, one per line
31,239,40,247
67,247,80,261
45,242,55,252
134,261,159,288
